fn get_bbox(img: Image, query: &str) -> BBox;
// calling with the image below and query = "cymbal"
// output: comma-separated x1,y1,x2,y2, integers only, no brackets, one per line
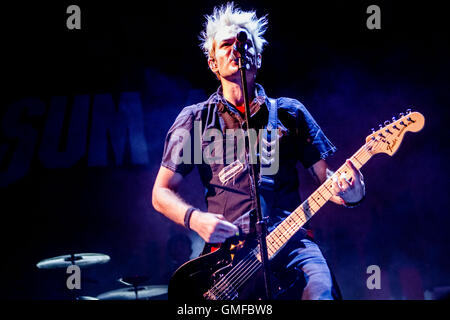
36,253,110,269
76,296,99,300
97,285,168,300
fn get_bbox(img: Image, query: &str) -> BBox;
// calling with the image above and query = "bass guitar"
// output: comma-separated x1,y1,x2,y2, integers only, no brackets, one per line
169,110,425,300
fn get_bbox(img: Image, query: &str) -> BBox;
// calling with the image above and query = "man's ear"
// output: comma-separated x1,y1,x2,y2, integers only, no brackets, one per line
208,58,218,73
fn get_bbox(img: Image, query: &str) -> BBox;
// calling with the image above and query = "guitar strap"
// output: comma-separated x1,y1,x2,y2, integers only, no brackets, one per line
258,97,278,225
201,97,279,237
231,97,278,235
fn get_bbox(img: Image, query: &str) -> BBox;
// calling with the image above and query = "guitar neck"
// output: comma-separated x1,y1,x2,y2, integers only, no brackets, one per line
265,143,373,259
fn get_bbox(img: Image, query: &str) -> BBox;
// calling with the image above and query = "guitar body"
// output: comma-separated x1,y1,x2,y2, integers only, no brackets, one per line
168,235,301,301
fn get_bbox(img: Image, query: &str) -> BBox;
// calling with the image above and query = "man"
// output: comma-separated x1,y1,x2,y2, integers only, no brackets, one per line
152,3,365,299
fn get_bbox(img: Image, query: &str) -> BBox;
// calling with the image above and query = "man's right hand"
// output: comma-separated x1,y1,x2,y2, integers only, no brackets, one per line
152,167,239,243
190,210,239,243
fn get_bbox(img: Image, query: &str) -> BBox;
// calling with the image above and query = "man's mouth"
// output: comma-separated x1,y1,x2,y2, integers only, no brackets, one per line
230,55,251,65
229,54,239,64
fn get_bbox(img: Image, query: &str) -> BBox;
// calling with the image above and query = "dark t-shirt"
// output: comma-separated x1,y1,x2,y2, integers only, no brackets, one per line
160,84,336,229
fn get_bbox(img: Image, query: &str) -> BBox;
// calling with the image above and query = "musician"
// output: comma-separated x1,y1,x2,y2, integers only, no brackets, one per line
152,3,365,299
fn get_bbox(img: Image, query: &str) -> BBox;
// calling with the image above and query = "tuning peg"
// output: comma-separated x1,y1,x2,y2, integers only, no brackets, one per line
399,112,405,118
384,120,390,126
379,124,383,130
392,116,397,122
371,128,375,134
406,108,412,114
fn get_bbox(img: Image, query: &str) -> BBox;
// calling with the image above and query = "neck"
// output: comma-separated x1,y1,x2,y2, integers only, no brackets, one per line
221,77,256,107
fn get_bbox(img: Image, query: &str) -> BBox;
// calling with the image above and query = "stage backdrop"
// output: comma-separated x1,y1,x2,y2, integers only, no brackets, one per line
1,0,449,299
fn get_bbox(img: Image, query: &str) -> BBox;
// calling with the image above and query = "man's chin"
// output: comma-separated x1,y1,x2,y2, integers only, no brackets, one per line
221,73,241,83
221,64,257,81
221,66,239,77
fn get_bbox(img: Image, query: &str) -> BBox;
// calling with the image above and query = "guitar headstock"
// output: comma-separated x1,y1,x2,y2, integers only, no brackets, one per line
365,109,425,156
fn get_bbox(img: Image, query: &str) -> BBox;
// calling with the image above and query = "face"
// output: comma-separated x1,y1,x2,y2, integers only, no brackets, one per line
209,26,261,82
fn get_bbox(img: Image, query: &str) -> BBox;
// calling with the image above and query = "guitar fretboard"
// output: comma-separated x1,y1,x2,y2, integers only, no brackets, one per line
263,142,374,259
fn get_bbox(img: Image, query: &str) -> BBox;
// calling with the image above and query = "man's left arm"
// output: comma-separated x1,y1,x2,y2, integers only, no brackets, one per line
308,159,365,206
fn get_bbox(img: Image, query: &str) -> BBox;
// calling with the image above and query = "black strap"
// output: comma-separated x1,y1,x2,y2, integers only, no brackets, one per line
259,98,278,220
260,97,278,190
184,207,198,230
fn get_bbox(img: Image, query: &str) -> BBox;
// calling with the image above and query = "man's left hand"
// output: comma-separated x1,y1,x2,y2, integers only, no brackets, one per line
331,159,365,205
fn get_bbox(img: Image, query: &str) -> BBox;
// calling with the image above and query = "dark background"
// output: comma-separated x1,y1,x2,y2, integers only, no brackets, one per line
1,0,449,300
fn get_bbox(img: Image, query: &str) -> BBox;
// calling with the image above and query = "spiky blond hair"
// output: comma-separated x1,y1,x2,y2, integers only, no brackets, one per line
199,2,268,59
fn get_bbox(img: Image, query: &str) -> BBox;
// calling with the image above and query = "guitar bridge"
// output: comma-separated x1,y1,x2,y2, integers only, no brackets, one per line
203,286,238,300
203,290,217,300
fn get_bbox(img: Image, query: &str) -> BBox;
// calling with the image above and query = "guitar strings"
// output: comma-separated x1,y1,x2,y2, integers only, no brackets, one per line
207,246,260,299
213,159,368,299
213,140,376,300
262,140,377,258
210,139,379,299
214,250,260,299
207,256,253,298
218,143,376,298
212,141,375,300
214,121,396,298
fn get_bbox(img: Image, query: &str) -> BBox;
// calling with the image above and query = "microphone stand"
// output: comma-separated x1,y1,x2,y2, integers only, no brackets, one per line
236,41,272,300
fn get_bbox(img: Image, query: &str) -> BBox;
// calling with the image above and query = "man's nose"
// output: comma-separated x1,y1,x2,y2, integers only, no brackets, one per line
232,40,244,58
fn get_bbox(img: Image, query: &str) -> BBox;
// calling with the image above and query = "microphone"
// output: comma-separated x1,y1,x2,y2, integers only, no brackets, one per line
237,30,247,43
234,30,248,56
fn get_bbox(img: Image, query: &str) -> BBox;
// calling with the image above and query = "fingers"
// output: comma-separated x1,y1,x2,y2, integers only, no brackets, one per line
331,178,341,196
330,160,365,205
331,174,351,196
208,226,237,243
335,159,362,190
346,159,357,173
339,175,351,190
346,159,364,183
212,214,239,234
214,214,227,221
217,220,239,236
199,213,239,243
331,172,355,204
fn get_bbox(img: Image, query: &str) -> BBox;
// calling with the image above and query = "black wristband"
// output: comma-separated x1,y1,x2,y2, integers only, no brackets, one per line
343,195,365,208
184,207,198,230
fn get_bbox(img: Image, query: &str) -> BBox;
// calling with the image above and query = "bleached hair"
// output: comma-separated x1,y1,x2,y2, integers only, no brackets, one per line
199,2,268,59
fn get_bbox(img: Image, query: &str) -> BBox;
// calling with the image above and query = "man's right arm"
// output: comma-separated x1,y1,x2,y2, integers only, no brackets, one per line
152,166,239,243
